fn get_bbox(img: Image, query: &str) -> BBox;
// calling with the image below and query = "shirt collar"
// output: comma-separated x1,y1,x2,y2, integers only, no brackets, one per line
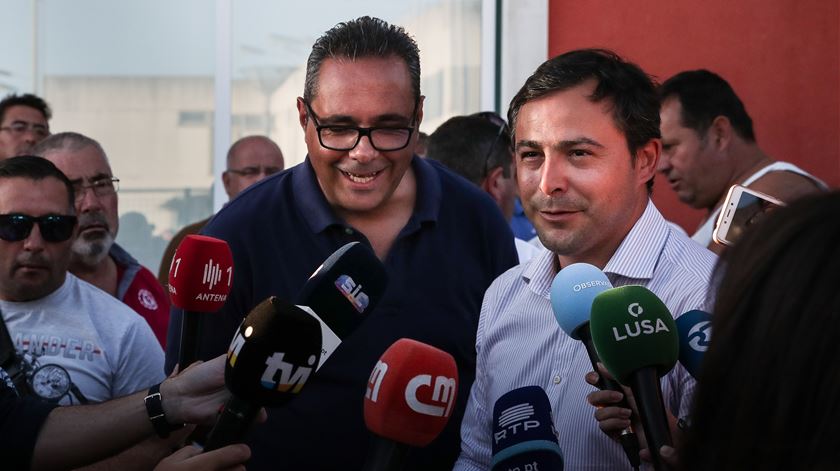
602,199,668,281
293,155,441,235
521,199,669,298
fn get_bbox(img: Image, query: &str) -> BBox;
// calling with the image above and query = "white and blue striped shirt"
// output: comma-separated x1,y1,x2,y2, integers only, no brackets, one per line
455,200,717,470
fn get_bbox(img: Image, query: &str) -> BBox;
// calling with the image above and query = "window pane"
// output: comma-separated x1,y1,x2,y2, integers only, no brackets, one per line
231,0,483,168
1,0,216,272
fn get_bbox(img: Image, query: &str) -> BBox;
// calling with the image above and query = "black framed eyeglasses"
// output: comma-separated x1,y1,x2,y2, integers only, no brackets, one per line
303,100,418,152
72,177,119,202
0,214,77,243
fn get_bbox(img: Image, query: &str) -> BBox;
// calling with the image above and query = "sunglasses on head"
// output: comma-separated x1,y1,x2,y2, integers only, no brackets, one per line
0,214,78,243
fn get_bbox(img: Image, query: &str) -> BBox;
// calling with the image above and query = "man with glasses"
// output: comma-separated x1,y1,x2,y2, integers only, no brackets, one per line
0,93,52,160
156,135,285,285
32,133,170,347
165,16,517,470
426,114,541,262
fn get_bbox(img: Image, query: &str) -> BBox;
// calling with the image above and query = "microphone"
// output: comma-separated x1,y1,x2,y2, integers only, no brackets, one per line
296,241,388,369
362,338,458,471
675,310,712,379
203,296,323,451
491,386,563,471
549,263,640,468
168,234,233,369
589,286,679,471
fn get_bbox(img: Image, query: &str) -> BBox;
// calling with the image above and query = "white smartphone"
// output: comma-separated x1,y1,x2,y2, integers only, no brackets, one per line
713,184,785,247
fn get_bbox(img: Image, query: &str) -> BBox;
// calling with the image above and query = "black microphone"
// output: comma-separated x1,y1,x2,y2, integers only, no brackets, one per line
549,263,640,469
491,386,564,471
296,241,388,369
203,296,322,451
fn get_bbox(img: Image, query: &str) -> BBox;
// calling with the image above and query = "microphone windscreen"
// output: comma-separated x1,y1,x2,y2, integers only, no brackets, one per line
491,386,563,471
168,234,233,312
224,296,322,407
675,310,712,379
297,241,388,339
550,263,613,339
363,338,458,447
589,286,678,384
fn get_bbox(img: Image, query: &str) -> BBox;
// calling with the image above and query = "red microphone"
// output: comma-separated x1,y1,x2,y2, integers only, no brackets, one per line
362,338,459,471
168,234,233,369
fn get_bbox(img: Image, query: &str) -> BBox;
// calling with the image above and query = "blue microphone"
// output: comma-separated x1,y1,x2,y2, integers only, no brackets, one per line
491,386,563,471
675,310,712,379
550,263,640,469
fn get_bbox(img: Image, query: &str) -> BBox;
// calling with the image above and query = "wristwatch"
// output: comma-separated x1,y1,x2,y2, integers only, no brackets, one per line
144,382,184,438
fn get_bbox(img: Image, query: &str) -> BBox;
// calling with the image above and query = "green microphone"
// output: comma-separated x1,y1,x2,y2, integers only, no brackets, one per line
589,285,678,471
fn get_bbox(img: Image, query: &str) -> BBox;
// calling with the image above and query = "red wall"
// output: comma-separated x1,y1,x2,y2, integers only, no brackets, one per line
547,0,840,232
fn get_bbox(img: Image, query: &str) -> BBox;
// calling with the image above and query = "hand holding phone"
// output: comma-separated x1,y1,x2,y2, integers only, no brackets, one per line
713,185,785,247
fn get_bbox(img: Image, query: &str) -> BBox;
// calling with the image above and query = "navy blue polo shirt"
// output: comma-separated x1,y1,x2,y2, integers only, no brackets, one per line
165,155,517,470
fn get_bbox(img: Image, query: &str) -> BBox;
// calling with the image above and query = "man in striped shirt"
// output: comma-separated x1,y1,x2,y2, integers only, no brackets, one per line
454,49,717,470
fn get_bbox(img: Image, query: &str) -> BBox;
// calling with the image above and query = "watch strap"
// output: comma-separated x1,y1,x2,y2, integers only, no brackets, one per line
144,382,184,438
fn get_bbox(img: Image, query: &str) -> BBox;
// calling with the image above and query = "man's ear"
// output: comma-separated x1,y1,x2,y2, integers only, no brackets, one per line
296,97,308,131
481,166,506,205
222,171,233,199
709,115,733,151
634,139,661,185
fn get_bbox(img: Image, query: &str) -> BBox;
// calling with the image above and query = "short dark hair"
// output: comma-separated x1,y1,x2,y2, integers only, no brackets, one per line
681,191,840,469
659,69,755,142
426,115,511,185
0,155,75,210
0,93,52,123
508,49,661,158
303,16,421,103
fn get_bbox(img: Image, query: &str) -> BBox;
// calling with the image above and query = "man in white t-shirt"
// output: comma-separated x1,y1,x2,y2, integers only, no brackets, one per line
657,70,827,253
0,156,168,468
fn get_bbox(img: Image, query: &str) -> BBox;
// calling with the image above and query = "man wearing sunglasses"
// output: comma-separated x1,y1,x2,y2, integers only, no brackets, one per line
164,16,517,471
0,154,164,409
32,132,170,348
0,93,51,160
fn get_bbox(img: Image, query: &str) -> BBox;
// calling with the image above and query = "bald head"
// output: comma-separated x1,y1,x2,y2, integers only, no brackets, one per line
222,136,285,199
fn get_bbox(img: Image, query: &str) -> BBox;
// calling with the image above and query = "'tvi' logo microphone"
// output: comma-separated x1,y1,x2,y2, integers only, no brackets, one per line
203,259,222,289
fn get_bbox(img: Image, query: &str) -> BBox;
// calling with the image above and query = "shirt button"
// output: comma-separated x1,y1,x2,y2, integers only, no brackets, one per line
552,375,561,384
344,228,354,235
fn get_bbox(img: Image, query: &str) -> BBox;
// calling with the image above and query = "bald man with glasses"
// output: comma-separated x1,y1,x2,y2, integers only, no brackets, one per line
157,135,285,285
32,132,171,348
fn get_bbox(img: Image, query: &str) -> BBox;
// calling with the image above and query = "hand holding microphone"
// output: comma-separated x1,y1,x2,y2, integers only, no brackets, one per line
168,235,234,369
362,338,458,471
550,263,640,469
203,297,322,451
588,286,679,471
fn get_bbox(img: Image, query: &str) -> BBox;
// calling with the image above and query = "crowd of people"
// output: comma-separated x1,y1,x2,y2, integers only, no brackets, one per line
0,14,835,471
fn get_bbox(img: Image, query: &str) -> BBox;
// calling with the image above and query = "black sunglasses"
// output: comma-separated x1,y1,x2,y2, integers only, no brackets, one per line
0,214,78,243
